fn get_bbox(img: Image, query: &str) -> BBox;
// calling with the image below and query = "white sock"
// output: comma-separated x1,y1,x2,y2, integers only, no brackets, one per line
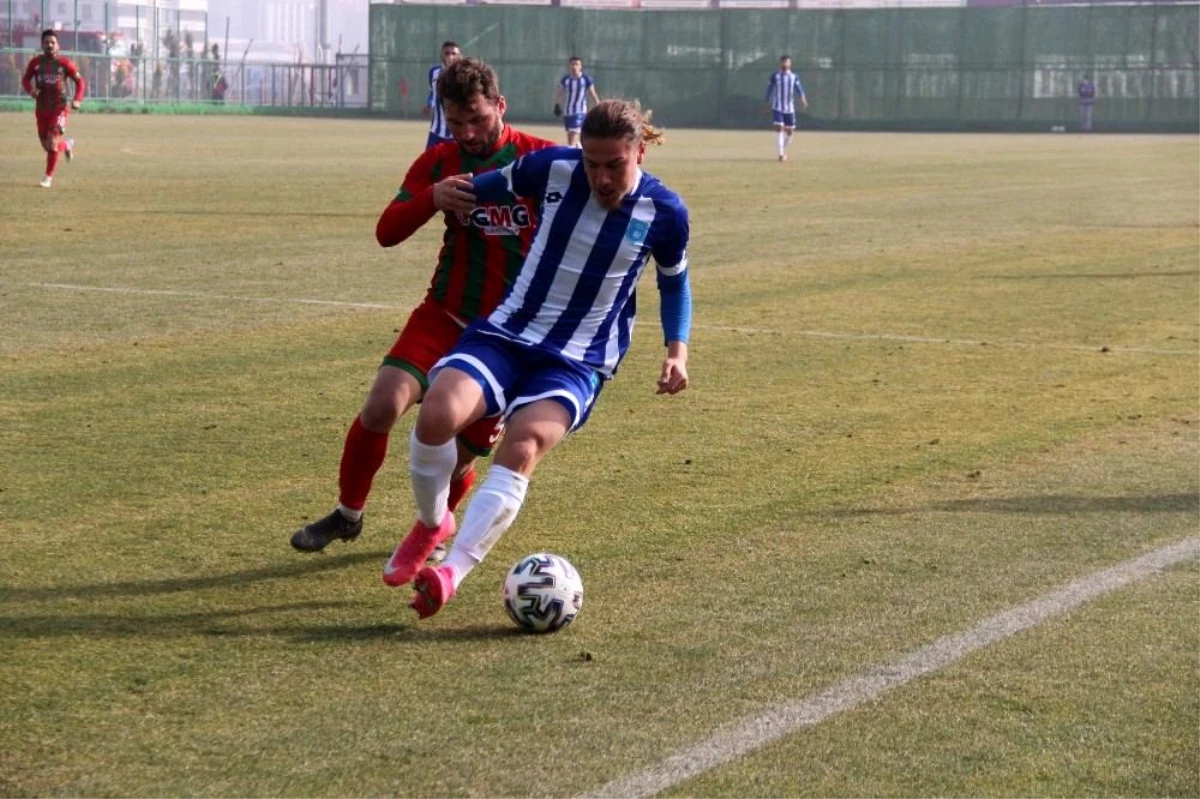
409,431,457,527
443,465,529,588
337,504,363,522
776,130,786,156
784,132,794,151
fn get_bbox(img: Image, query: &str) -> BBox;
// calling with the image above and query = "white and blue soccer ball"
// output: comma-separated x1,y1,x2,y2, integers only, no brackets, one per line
503,553,583,633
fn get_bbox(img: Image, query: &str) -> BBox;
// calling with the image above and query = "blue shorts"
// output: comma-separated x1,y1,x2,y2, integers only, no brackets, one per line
426,132,454,150
563,113,585,132
772,111,797,128
434,326,603,432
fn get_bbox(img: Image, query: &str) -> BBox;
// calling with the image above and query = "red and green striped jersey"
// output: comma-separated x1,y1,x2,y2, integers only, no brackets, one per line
22,54,86,113
395,126,553,322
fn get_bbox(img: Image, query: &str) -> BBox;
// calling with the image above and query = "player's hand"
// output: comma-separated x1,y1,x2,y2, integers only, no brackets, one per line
656,357,689,395
432,173,476,214
421,106,431,118
552,103,562,118
70,100,80,110
800,97,808,111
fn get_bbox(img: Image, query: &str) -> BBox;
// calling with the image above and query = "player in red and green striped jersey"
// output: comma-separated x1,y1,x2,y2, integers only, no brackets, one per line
291,58,554,560
21,29,85,189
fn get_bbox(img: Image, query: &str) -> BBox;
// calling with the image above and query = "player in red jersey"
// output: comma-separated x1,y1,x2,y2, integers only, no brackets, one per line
21,29,86,189
291,58,555,570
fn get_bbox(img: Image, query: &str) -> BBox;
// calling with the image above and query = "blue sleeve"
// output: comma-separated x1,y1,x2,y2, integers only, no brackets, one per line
795,75,805,96
471,148,558,203
471,170,512,204
658,270,692,345
765,73,776,101
654,201,692,345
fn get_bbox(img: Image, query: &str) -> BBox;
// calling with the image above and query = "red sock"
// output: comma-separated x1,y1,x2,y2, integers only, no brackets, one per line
337,415,388,512
56,139,68,153
45,149,59,176
447,467,476,512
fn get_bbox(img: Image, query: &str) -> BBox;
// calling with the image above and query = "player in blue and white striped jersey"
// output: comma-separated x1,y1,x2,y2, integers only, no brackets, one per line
423,41,461,149
395,100,692,619
765,55,808,162
553,56,601,148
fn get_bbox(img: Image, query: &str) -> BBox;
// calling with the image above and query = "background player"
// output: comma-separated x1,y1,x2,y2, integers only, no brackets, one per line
553,56,600,148
387,100,693,619
1078,73,1096,132
21,29,85,188
764,55,807,162
290,59,554,560
424,41,462,150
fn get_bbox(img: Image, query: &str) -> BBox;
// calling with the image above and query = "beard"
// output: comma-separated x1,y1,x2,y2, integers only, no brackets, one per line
460,125,502,156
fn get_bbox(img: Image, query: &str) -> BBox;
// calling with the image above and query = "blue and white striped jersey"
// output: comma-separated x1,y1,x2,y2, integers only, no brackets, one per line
559,74,594,116
470,146,690,378
427,64,448,138
766,69,806,115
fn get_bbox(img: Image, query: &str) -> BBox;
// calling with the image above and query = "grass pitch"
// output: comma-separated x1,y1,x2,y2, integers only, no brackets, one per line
0,113,1197,797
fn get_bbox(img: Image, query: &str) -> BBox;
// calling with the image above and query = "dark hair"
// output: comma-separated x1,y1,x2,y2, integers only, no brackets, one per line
437,57,501,107
569,56,582,63
41,29,57,40
581,99,664,147
442,41,459,51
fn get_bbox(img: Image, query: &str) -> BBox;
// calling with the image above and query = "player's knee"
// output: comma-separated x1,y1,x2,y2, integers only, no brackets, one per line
361,368,420,430
413,394,461,445
494,434,544,474
358,399,399,432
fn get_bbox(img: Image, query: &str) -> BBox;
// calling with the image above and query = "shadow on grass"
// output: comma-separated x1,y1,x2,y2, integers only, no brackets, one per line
0,550,389,603
0,600,359,639
0,602,520,643
288,623,522,643
835,492,1199,516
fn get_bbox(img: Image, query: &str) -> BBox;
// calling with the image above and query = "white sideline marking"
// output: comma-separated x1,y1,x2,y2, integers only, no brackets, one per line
22,282,398,310
584,537,1200,799
13,282,1197,356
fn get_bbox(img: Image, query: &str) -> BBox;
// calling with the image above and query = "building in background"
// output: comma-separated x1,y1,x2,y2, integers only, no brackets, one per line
207,0,367,63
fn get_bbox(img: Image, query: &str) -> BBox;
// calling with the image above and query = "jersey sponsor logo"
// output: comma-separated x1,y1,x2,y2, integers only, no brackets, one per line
456,203,532,236
545,191,563,204
625,219,650,244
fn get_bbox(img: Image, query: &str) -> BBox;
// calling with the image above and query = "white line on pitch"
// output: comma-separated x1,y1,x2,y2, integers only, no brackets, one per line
20,282,400,310
13,282,1196,356
583,537,1200,799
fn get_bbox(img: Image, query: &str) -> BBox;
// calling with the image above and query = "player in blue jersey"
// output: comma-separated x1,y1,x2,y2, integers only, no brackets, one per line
765,55,808,162
553,56,601,148
424,41,461,149
384,99,692,619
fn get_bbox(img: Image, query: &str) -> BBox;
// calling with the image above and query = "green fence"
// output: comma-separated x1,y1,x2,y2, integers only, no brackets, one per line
369,3,1199,132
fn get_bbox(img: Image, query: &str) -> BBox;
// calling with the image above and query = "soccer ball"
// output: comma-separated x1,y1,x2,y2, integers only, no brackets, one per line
503,553,584,633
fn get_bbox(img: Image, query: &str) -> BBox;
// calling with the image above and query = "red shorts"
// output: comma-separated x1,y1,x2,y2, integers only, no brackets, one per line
35,109,69,140
383,298,503,457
